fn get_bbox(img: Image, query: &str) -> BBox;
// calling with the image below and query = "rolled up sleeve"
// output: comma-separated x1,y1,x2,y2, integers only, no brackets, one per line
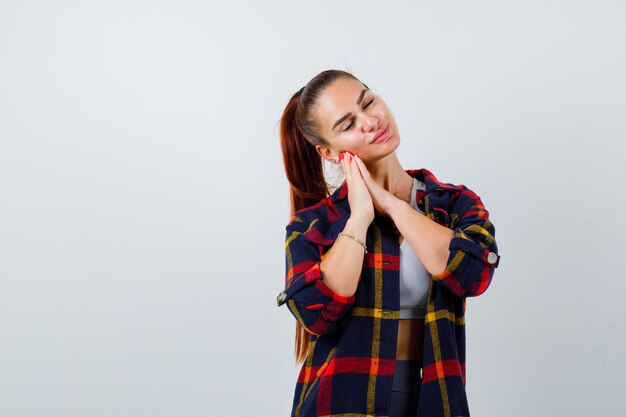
431,187,501,298
276,216,356,336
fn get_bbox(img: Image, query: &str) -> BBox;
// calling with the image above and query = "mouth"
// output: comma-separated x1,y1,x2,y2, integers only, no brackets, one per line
371,123,390,144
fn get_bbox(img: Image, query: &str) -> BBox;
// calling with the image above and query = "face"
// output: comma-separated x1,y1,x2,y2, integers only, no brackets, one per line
313,77,400,163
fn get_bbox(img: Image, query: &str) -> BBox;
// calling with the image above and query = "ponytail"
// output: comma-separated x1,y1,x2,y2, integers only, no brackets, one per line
279,92,328,218
278,69,364,365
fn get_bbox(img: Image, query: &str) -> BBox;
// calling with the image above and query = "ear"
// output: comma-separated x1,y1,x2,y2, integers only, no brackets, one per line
315,145,338,163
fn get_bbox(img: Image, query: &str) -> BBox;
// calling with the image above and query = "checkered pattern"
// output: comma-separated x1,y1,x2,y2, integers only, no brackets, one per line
277,168,501,417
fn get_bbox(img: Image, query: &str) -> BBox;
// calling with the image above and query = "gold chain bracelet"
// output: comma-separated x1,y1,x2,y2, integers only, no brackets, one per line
337,232,368,253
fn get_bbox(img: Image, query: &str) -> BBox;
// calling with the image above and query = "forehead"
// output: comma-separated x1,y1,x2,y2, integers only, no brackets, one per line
315,78,369,128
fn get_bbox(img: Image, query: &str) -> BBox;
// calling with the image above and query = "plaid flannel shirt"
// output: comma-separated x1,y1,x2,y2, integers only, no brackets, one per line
277,167,501,417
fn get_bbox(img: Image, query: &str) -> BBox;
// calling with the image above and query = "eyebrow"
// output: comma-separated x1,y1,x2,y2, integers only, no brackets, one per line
332,88,369,131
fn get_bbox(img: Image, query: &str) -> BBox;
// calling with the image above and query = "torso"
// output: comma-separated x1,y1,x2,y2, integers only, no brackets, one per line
392,174,427,361
395,234,425,361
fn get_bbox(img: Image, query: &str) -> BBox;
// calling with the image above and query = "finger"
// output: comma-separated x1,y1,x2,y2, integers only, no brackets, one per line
347,153,365,184
340,152,351,182
346,153,357,182
352,154,371,182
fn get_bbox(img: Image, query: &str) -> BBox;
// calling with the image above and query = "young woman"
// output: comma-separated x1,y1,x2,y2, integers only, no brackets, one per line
277,69,501,417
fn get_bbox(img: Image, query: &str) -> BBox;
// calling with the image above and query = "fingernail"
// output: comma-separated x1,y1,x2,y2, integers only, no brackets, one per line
339,153,343,161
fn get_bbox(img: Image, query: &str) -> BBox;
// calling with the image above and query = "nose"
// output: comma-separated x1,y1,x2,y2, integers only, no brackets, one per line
360,113,379,131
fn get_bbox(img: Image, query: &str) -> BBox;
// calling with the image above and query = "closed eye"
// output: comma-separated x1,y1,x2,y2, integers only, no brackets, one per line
343,98,375,131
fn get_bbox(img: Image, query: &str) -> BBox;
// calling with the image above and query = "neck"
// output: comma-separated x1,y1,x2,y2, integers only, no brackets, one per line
364,152,413,203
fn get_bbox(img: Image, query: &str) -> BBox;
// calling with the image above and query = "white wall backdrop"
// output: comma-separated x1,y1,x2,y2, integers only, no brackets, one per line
1,1,624,416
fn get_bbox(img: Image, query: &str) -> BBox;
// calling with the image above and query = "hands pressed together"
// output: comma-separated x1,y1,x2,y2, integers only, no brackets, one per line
338,151,400,226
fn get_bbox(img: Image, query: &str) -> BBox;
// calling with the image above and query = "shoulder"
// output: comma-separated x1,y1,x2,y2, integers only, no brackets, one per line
288,197,330,229
412,167,487,218
435,182,485,215
286,194,349,246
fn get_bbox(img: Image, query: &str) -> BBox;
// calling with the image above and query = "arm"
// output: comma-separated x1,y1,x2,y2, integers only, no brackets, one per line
389,185,500,298
431,186,500,297
276,215,368,336
389,200,456,278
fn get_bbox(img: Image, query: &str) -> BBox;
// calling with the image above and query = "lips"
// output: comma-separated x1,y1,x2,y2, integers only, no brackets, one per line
371,124,389,144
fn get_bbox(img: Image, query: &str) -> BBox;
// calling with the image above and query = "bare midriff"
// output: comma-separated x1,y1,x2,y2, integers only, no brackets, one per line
395,234,425,361
396,319,425,360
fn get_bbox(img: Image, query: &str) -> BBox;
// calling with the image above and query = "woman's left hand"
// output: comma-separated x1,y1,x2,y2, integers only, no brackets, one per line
351,153,401,217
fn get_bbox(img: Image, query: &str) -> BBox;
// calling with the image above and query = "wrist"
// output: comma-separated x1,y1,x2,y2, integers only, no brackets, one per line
346,216,371,234
387,197,409,219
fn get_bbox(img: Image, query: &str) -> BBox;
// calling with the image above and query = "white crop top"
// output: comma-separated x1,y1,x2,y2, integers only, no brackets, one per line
399,177,430,319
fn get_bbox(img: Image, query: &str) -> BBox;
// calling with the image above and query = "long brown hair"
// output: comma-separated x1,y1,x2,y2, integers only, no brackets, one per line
279,69,369,364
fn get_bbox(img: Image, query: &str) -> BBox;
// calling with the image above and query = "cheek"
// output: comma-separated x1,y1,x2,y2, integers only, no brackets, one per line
343,137,362,151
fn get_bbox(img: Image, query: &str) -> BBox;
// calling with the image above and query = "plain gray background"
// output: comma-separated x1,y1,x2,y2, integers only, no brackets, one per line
1,1,625,416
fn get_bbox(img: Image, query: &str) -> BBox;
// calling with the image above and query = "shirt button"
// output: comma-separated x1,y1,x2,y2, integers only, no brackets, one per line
276,290,287,306
487,252,498,265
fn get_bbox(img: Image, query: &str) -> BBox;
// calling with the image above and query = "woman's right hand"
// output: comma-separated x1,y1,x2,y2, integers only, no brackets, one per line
340,152,375,226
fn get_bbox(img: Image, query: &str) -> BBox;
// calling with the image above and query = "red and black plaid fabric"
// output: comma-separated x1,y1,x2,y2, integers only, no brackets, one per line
277,167,501,417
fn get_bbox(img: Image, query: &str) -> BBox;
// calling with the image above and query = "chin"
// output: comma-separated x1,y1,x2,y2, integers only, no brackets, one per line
382,133,400,154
